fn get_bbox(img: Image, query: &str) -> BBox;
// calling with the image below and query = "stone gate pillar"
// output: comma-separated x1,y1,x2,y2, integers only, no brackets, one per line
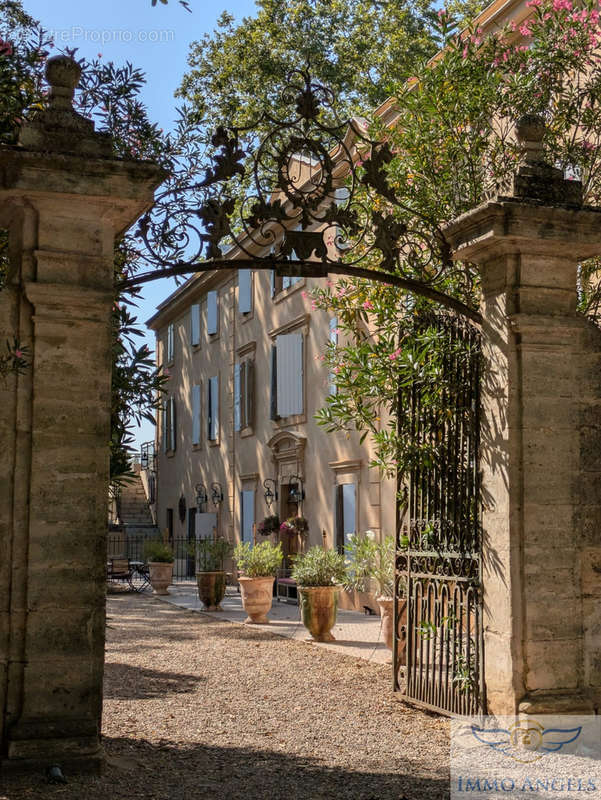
444,117,601,716
0,56,163,771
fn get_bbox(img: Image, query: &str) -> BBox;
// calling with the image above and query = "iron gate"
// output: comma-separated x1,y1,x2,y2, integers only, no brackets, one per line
393,315,484,715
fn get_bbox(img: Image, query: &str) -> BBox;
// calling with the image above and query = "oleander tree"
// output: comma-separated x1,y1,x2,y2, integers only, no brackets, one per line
311,0,601,483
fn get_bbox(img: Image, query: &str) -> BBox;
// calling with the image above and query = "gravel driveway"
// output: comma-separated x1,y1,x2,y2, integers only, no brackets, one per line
0,593,450,799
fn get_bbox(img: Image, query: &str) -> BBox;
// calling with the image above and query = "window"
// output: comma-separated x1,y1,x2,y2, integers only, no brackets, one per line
329,317,338,396
167,322,174,363
192,384,201,445
238,269,252,314
190,303,200,346
207,375,219,442
207,290,218,335
234,360,255,432
335,482,356,552
271,333,303,418
241,490,255,544
163,396,176,453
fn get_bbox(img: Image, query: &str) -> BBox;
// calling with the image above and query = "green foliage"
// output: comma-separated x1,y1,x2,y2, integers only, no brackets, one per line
344,531,396,597
233,541,283,577
291,546,347,587
143,538,174,563
257,515,280,535
194,537,233,571
0,338,28,383
178,0,438,132
313,0,601,483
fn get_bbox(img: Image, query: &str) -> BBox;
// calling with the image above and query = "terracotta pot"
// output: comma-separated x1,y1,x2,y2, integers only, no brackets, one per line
148,562,173,595
298,586,339,642
238,576,275,623
377,596,407,663
196,571,226,611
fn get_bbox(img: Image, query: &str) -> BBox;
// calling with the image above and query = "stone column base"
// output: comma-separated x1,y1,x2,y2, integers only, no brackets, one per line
519,690,596,715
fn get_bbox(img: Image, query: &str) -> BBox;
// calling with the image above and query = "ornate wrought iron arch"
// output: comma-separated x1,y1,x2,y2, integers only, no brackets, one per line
118,69,481,325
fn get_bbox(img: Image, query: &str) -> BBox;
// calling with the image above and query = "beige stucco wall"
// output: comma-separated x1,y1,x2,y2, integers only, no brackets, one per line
147,267,397,562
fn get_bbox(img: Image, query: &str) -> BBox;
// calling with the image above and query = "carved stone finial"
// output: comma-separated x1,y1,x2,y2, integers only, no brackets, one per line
515,113,546,165
45,55,82,112
18,55,112,157
510,113,582,207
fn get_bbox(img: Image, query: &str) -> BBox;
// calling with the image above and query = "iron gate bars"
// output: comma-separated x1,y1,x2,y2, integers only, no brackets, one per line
393,314,484,716
117,69,480,323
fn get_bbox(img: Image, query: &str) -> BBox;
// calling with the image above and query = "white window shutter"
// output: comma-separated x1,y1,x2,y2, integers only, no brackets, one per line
276,333,303,416
234,364,241,432
192,385,201,444
167,323,174,362
190,304,200,346
342,483,356,546
238,270,252,314
207,291,218,335
245,360,255,428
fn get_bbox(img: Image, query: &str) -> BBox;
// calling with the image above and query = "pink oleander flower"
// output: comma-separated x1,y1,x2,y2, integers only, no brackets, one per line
526,0,542,6
14,349,22,359
389,348,402,361
553,0,572,11
362,300,374,310
520,21,532,35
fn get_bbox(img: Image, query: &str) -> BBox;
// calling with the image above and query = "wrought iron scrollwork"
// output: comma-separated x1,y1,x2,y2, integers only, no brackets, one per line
122,69,480,322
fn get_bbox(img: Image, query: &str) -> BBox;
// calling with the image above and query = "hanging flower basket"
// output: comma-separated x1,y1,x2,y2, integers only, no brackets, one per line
280,516,309,536
257,515,280,536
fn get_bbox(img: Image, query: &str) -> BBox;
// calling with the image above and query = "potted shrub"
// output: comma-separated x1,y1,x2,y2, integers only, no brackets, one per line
233,541,283,623
257,514,280,536
345,531,407,657
143,539,174,595
194,537,233,611
291,547,347,642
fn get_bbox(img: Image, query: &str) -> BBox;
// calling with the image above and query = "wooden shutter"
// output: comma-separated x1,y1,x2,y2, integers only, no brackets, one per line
238,269,252,313
239,361,247,429
208,376,219,440
190,304,200,346
335,485,344,553
241,490,255,544
162,398,168,453
234,364,241,432
207,291,218,335
276,333,303,416
270,345,278,420
168,396,176,452
192,385,201,444
245,360,255,429
167,323,174,362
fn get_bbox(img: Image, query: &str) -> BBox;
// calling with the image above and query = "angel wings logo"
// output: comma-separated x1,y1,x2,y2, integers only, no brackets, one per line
471,719,582,764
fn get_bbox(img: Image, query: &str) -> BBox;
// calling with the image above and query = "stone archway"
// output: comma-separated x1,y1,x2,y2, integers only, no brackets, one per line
266,431,307,568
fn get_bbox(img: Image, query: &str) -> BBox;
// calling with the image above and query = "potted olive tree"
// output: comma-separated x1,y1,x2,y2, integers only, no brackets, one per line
194,537,233,611
143,539,174,595
291,547,347,642
233,541,283,623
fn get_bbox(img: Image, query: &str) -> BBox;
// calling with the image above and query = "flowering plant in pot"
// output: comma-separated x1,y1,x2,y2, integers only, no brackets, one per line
279,516,309,535
291,547,347,642
233,541,283,623
257,515,280,536
193,537,233,611
143,538,174,595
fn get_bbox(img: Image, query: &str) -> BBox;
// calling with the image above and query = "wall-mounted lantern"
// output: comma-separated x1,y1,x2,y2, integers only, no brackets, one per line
288,475,305,503
195,483,208,509
211,482,224,507
263,478,278,508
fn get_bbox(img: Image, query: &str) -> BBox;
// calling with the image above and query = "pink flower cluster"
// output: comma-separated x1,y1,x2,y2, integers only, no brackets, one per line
389,347,402,361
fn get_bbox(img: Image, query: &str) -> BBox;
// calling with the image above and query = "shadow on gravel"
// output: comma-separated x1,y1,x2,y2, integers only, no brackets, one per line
0,736,450,800
103,662,203,699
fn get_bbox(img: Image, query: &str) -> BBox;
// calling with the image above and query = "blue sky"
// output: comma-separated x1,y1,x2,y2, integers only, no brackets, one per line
22,0,257,448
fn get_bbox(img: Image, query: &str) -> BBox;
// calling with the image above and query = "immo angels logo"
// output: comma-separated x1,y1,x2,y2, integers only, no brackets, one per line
471,719,582,764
